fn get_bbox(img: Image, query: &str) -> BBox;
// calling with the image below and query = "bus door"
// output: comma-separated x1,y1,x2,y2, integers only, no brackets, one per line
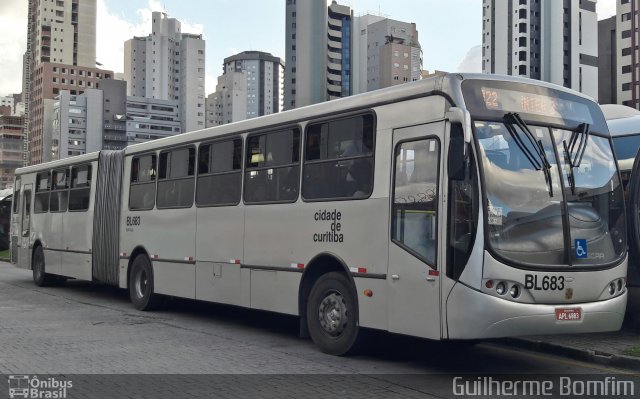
18,185,32,270
388,122,444,339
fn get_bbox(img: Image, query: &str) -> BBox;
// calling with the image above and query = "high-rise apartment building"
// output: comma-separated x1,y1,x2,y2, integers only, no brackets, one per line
100,79,128,150
616,0,640,108
284,0,328,109
30,63,112,163
24,0,111,165
365,18,422,92
327,1,353,100
482,0,598,99
124,12,206,133
125,97,181,145
51,89,103,160
352,14,386,95
207,51,284,126
0,115,25,188
599,16,617,105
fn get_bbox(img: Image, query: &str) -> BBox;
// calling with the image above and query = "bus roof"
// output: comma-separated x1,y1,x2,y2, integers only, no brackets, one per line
15,151,100,176
17,73,603,173
122,73,599,156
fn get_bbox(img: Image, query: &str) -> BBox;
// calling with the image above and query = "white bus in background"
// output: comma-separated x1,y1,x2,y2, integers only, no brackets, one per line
11,74,628,355
603,104,640,318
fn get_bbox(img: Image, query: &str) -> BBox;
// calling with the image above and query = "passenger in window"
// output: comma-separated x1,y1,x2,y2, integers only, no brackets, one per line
342,135,373,197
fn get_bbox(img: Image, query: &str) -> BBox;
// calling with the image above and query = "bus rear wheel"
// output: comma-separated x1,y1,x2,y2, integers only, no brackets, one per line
32,245,56,287
306,272,360,355
129,254,163,311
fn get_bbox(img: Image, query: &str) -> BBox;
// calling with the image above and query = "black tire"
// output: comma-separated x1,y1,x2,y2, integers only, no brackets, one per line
306,272,360,355
32,245,56,287
129,254,163,311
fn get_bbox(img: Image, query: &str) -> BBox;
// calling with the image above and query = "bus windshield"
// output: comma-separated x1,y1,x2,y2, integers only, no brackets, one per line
476,121,626,267
463,79,625,268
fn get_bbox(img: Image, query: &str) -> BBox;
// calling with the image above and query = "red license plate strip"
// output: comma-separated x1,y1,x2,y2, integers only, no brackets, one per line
555,308,582,321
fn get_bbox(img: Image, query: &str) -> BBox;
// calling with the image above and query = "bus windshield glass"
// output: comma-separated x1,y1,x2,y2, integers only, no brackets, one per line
475,122,625,267
465,80,625,268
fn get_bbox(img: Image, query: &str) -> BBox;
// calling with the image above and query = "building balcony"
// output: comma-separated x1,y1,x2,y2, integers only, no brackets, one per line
328,51,342,60
329,15,343,24
327,83,342,93
328,29,342,40
327,62,342,72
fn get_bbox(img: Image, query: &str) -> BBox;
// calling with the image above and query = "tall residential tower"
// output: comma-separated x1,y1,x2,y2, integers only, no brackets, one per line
284,0,328,109
482,0,598,98
207,51,284,126
124,12,206,133
24,0,112,165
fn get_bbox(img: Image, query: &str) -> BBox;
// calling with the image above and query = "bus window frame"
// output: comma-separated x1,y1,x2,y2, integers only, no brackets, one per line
390,135,441,270
195,137,243,208
156,145,196,210
34,171,51,214
12,177,20,214
301,111,377,202
129,152,158,212
243,126,302,205
49,168,70,213
68,164,92,212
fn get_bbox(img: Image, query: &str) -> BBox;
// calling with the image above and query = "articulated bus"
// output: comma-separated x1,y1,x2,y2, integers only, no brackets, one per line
11,74,628,355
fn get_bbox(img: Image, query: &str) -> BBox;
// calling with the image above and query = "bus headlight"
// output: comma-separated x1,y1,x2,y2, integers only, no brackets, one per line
617,279,624,292
609,283,616,296
496,282,507,295
510,285,520,299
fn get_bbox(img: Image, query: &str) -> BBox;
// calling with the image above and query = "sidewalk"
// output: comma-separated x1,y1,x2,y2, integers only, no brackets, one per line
502,326,640,370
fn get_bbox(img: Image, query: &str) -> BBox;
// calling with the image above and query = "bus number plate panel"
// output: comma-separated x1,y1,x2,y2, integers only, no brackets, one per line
524,274,565,291
555,308,581,321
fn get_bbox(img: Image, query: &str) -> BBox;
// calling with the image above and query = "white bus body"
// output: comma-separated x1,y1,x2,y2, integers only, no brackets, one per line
11,74,628,354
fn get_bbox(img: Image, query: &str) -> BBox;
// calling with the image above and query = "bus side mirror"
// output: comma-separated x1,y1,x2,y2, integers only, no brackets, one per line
447,123,467,181
446,107,472,144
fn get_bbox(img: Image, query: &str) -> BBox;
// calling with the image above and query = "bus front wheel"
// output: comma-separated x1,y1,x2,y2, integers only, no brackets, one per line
306,272,360,355
129,254,163,311
32,245,56,287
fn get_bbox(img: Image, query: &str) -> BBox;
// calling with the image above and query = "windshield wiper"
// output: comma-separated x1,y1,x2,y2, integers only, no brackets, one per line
504,113,554,197
562,123,591,194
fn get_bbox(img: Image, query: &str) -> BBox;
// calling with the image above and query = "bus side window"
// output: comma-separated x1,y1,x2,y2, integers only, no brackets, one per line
22,189,31,237
34,171,50,213
302,114,374,200
50,168,70,212
130,154,157,211
196,138,242,207
69,165,91,211
13,189,20,214
392,138,439,266
244,128,300,204
157,147,195,209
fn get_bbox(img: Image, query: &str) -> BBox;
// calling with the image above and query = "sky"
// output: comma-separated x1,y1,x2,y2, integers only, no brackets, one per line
0,0,619,97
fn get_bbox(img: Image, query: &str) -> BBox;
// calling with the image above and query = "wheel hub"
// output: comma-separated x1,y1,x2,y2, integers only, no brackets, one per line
318,292,348,336
135,270,148,299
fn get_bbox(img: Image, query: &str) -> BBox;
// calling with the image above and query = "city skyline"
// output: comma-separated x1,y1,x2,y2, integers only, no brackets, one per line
0,0,619,98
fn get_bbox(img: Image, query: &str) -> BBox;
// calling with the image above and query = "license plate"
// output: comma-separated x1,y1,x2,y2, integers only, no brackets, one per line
555,308,581,321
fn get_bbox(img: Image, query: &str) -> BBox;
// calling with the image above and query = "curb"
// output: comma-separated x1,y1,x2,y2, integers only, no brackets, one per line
497,338,640,371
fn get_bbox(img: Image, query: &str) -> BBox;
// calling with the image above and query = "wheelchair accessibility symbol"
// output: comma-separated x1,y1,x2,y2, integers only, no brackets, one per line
575,239,587,259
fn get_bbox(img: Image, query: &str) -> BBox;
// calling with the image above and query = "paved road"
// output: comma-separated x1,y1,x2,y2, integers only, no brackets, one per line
0,261,637,398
